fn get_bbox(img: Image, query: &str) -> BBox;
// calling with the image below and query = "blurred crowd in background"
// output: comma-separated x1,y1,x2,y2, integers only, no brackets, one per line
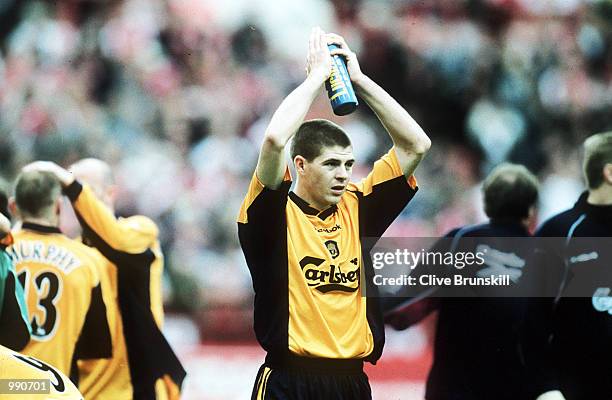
0,0,611,341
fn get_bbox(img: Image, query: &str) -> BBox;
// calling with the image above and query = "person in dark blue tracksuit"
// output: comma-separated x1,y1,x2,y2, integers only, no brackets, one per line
385,163,540,400
524,131,612,400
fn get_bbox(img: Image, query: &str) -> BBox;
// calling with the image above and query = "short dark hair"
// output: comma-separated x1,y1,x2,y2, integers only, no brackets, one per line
583,131,612,189
482,163,539,221
15,171,61,218
290,119,352,161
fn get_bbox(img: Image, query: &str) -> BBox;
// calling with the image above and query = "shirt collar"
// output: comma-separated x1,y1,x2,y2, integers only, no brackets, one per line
488,219,530,236
574,191,612,222
289,192,338,221
22,222,62,234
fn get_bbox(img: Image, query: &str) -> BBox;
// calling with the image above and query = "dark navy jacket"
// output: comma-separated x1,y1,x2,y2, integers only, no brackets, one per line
525,192,612,400
386,221,532,400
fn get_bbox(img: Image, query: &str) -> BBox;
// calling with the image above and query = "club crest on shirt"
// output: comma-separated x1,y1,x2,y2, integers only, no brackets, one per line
325,240,340,259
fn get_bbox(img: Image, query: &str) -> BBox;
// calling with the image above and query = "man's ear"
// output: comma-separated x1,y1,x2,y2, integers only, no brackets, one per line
54,196,62,217
603,164,612,185
106,184,118,206
526,205,538,234
8,197,18,219
294,156,307,175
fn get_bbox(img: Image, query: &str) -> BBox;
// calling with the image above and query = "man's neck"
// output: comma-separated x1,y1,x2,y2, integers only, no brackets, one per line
294,183,326,212
587,185,612,206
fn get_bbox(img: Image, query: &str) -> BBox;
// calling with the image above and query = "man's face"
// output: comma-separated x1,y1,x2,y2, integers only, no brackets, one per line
299,145,354,209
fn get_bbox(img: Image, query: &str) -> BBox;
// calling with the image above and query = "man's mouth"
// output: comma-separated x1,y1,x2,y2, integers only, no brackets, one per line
331,185,345,195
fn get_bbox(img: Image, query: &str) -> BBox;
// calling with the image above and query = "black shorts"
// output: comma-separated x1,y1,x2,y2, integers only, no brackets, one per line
251,353,372,400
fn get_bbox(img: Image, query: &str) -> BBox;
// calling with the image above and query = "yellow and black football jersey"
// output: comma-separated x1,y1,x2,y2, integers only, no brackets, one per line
7,224,112,378
238,147,418,362
64,181,185,400
0,344,83,400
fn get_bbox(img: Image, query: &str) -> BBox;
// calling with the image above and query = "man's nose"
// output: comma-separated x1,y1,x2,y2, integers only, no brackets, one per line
335,167,348,180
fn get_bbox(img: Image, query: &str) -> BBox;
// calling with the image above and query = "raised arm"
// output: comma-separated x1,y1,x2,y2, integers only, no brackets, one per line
327,33,431,176
66,182,157,254
21,161,156,254
256,27,332,188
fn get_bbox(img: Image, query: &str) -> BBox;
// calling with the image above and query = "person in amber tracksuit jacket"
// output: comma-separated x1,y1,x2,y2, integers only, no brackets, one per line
24,160,185,400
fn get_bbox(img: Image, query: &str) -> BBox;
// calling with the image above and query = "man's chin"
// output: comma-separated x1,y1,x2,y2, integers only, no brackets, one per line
325,194,343,206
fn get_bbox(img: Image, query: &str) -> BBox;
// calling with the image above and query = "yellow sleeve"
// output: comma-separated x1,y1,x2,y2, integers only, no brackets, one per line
66,182,158,254
346,147,419,238
348,147,417,196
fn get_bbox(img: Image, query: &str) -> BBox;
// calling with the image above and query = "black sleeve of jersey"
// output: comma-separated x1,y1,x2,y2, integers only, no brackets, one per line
358,177,417,239
73,284,112,360
0,273,30,351
63,180,83,201
238,180,291,279
119,289,186,396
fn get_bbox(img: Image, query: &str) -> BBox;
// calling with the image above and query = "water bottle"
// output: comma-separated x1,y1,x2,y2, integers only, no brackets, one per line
325,44,358,116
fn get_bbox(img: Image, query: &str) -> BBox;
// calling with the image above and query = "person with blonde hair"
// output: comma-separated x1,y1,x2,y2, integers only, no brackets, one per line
27,159,185,400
